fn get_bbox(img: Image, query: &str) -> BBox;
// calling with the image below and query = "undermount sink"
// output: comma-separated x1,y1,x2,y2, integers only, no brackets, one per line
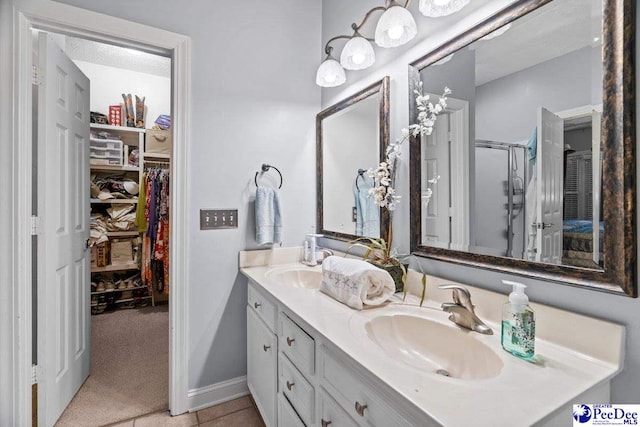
265,267,322,289
365,314,503,380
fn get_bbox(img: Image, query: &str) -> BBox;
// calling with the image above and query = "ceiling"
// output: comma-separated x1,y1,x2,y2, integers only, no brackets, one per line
471,0,602,86
63,36,171,78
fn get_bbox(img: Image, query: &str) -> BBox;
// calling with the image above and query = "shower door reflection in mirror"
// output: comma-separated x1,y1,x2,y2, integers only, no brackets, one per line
416,0,604,270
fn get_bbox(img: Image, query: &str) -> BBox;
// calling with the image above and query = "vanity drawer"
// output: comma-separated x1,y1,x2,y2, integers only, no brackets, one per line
279,313,315,376
279,353,314,426
248,282,276,331
319,387,358,427
278,394,305,427
319,345,411,427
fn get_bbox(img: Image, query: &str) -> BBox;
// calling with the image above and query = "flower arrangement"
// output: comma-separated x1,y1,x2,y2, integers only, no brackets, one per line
349,82,450,293
369,82,450,213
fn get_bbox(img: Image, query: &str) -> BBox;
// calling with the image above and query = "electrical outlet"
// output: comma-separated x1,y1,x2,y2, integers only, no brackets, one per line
200,209,238,229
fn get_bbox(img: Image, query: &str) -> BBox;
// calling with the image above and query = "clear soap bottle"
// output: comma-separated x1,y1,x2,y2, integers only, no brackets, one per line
501,280,535,359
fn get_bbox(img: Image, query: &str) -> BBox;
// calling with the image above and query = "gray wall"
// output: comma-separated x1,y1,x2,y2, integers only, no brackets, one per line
476,46,602,143
20,0,321,392
320,0,640,403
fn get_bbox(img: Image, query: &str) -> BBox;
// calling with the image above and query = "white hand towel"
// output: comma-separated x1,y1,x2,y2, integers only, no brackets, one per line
255,187,282,245
320,256,394,310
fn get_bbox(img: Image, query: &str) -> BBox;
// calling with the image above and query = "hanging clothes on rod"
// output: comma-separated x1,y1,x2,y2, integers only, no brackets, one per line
137,166,170,295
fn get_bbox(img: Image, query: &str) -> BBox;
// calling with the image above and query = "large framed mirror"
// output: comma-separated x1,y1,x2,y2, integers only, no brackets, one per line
409,0,636,296
317,76,390,242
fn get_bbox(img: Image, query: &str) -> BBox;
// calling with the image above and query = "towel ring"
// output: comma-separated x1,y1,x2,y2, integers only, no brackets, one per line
355,168,366,191
255,164,283,189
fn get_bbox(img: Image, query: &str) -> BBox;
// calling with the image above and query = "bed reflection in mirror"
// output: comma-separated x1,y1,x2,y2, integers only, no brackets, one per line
416,0,603,270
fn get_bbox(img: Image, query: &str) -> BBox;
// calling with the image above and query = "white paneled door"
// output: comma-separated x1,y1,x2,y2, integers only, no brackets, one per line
422,114,450,247
536,107,564,264
37,32,91,426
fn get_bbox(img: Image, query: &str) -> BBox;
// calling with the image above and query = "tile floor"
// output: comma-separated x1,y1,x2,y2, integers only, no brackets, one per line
106,396,265,427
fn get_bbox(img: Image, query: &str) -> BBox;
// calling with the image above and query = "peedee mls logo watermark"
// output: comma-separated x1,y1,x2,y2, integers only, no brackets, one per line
574,404,640,426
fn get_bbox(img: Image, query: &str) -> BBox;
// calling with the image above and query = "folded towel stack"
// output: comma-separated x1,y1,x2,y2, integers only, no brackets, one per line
320,256,395,310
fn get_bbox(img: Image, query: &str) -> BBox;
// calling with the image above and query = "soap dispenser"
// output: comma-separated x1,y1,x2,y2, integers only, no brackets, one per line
501,280,535,359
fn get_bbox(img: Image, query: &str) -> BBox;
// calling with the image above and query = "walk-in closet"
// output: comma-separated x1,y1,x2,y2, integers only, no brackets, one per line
38,33,174,426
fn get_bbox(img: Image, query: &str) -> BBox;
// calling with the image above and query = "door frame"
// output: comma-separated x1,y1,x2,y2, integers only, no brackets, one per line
6,2,191,423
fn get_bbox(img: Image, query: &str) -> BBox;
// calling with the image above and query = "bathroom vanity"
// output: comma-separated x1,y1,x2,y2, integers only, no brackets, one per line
240,248,624,427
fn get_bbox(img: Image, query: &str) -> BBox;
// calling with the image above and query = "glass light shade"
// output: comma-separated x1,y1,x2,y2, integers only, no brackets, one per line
419,0,470,17
480,23,512,41
433,53,453,66
340,36,375,70
374,5,417,48
316,57,346,87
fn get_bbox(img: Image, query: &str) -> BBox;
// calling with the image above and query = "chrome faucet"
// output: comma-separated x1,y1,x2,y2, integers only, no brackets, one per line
438,284,493,335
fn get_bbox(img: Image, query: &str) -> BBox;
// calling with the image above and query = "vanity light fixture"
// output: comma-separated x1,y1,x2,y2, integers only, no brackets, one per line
419,0,470,18
375,0,418,48
316,49,347,87
316,1,418,87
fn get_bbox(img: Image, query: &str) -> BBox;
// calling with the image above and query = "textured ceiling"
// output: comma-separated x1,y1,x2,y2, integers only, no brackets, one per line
64,36,171,78
472,0,602,86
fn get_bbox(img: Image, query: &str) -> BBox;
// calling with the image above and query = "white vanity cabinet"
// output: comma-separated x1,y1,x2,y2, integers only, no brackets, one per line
247,280,418,427
241,255,625,427
247,284,278,427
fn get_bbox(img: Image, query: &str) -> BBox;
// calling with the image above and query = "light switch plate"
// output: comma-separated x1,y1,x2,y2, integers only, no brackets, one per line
200,209,238,229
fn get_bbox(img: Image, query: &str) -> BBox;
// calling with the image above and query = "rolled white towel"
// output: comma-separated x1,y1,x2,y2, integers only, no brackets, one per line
320,256,395,310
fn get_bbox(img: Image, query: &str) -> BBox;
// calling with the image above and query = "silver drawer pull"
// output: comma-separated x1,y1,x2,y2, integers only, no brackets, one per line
254,302,261,309
321,420,332,427
286,337,295,346
263,345,270,352
286,381,295,391
355,401,368,417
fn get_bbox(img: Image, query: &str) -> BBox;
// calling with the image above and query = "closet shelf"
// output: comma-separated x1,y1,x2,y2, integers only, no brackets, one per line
90,123,146,134
91,164,140,172
91,285,148,295
90,198,138,204
106,231,140,237
143,153,170,160
91,295,152,307
92,263,139,273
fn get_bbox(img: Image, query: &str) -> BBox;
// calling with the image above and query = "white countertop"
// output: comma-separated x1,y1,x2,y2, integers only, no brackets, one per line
240,251,624,427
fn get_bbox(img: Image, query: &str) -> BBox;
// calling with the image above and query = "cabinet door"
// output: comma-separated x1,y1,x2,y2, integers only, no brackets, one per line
247,307,277,427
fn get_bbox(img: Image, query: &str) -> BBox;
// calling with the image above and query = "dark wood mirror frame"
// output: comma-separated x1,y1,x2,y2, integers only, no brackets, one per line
408,0,637,297
317,76,390,242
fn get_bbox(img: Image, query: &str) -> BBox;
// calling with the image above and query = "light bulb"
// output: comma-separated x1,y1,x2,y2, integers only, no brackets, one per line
340,36,375,70
375,5,417,48
351,52,366,65
387,25,404,40
316,56,346,87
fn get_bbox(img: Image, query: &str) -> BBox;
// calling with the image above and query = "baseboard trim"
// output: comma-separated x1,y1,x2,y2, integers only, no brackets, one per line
187,376,249,412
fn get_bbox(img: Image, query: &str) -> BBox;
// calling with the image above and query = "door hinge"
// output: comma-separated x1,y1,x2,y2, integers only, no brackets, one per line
32,365,38,384
31,215,40,236
32,65,43,86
